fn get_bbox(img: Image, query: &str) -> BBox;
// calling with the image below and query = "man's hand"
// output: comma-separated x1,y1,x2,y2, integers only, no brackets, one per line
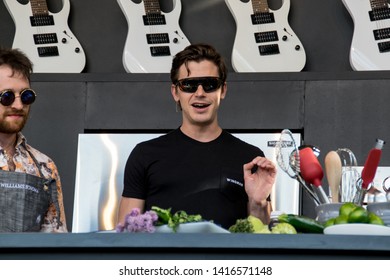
243,156,277,223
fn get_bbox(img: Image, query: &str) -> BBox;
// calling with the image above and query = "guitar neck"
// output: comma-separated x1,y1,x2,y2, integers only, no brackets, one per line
30,0,49,16
144,0,162,14
251,0,270,13
370,0,388,9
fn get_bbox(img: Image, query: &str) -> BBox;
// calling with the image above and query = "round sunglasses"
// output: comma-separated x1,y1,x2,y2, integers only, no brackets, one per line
175,77,224,93
0,89,36,107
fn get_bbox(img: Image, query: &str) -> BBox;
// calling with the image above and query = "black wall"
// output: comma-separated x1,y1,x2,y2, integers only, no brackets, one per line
1,0,390,231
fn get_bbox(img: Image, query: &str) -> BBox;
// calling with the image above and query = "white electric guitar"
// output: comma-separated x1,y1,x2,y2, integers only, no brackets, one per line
3,0,86,73
342,0,390,70
117,0,190,73
225,0,306,72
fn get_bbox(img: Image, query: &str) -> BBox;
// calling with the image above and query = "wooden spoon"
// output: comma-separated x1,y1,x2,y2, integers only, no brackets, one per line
325,151,342,203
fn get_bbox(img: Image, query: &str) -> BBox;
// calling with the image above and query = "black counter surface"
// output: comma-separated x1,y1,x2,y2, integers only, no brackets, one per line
1,233,389,259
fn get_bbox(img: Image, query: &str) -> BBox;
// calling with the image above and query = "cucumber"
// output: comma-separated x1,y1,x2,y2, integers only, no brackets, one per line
278,214,324,234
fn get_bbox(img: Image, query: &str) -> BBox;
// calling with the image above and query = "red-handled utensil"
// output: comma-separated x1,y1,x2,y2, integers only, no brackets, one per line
361,139,385,190
353,139,385,205
299,147,330,204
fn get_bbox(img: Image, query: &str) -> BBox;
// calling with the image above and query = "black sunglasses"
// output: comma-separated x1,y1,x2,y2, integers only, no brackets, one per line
0,89,36,107
175,77,224,93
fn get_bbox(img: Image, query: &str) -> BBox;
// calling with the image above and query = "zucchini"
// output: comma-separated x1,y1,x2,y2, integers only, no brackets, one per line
278,214,324,234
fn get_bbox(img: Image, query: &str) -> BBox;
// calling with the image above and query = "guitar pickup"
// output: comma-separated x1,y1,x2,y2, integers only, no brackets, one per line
255,31,279,43
369,8,390,21
251,12,275,25
259,44,280,55
37,46,59,57
150,46,171,56
30,15,55,27
378,41,390,53
146,33,170,44
34,33,58,45
373,28,390,40
143,14,166,25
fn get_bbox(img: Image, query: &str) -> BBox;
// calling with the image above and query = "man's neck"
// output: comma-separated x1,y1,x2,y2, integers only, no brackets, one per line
179,123,222,143
0,133,17,150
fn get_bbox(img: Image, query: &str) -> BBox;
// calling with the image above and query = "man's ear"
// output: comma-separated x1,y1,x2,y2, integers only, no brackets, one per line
220,82,227,99
171,84,180,102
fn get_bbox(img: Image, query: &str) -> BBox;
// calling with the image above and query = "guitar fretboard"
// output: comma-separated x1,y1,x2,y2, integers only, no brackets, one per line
144,0,161,15
252,0,269,14
370,0,388,9
30,0,49,16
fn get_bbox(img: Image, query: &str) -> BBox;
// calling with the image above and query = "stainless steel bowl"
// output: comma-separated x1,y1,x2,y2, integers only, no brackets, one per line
315,203,343,224
367,202,390,226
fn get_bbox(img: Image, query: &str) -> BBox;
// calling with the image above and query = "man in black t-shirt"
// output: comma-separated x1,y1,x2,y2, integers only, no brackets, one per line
118,44,276,229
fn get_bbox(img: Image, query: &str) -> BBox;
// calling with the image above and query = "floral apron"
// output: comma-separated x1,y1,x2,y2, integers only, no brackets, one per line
0,149,60,232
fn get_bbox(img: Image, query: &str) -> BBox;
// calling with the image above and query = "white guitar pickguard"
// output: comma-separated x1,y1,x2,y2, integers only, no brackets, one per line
117,0,190,73
225,0,306,72
342,0,390,70
3,0,86,73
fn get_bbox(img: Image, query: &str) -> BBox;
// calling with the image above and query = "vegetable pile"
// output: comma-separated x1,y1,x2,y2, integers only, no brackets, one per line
116,206,203,233
278,214,324,233
229,215,297,234
323,202,385,227
152,206,203,232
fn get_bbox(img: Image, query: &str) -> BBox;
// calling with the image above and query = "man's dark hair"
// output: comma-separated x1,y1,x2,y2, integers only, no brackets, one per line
0,47,33,81
170,43,227,84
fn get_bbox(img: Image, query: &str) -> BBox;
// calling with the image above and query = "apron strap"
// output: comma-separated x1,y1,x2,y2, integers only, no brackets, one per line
23,143,62,229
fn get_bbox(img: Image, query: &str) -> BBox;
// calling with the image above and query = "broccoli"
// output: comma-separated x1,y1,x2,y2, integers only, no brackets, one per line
229,218,254,233
229,215,271,233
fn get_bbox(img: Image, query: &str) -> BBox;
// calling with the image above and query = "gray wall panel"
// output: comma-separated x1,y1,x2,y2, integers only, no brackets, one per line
85,81,181,130
22,81,87,230
305,79,390,166
220,80,304,129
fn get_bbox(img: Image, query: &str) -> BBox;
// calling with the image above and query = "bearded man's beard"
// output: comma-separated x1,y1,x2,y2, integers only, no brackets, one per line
0,110,29,134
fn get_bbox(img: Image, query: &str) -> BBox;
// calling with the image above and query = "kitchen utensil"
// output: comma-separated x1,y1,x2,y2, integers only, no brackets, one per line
299,146,330,204
275,129,321,205
367,186,386,203
336,148,359,202
382,176,390,202
354,139,385,205
361,139,385,190
324,151,342,203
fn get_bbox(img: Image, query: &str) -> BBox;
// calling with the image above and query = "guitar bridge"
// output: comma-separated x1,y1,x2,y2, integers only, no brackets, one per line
37,46,59,57
259,44,280,55
255,31,279,43
251,12,275,25
143,14,166,25
147,33,170,44
30,15,55,27
150,46,171,56
34,33,58,45
378,41,390,53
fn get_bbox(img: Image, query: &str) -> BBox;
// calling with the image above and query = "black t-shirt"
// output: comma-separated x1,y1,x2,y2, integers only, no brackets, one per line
123,129,264,229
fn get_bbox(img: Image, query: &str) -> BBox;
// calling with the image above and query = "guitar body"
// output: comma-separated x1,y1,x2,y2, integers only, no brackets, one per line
117,0,190,73
343,0,390,70
3,0,86,73
225,0,306,72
